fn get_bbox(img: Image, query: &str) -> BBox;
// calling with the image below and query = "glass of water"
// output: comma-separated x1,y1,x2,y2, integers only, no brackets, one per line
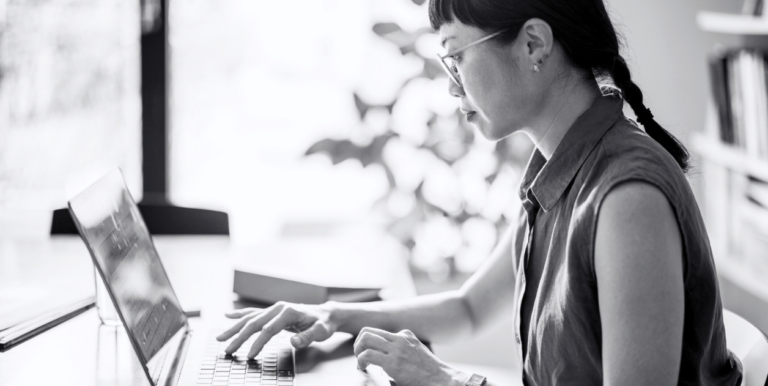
94,267,122,326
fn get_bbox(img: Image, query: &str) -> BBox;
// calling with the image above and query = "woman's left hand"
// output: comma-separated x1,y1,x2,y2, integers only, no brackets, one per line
353,327,467,386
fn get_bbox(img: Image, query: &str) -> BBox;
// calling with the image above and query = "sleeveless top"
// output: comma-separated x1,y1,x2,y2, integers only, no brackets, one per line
511,94,743,385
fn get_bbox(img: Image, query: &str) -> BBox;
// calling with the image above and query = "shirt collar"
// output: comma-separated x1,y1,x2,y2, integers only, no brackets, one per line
518,94,624,213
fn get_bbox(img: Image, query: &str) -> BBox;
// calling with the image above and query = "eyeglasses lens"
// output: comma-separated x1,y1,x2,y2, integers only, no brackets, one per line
438,55,462,86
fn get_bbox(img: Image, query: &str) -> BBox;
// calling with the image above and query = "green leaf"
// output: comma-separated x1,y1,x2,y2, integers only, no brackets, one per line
372,22,401,36
359,133,396,167
372,22,417,54
305,139,361,165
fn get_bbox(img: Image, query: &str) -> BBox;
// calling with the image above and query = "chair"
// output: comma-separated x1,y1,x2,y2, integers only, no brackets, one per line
723,309,768,386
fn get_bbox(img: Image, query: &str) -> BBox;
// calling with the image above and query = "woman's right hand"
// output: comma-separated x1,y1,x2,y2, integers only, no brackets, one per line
216,301,339,359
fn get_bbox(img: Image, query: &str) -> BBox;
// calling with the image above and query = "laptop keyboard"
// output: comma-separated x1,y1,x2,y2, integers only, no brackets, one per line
196,334,294,385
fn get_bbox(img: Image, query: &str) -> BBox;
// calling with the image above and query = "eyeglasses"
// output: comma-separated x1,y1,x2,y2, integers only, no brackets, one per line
437,30,507,87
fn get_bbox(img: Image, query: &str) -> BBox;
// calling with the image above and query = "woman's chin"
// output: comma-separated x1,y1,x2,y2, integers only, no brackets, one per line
475,123,506,142
474,120,520,142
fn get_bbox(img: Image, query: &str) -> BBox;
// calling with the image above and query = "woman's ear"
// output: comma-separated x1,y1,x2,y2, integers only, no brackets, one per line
521,18,553,66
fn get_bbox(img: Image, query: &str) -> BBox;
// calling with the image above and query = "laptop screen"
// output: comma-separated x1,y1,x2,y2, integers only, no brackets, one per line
68,170,187,365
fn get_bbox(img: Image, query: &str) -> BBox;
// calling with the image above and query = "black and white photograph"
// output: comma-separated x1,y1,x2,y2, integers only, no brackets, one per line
0,0,767,385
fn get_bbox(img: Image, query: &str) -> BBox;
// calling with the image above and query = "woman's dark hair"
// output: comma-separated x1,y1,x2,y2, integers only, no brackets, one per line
429,0,691,173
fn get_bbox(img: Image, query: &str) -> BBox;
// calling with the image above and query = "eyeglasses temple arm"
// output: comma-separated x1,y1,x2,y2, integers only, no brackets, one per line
440,30,506,58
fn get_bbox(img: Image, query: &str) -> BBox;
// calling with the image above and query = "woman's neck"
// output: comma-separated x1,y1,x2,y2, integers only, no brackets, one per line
525,75,602,160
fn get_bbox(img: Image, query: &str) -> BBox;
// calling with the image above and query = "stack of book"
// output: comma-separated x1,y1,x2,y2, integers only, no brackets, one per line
708,49,768,159
232,238,387,306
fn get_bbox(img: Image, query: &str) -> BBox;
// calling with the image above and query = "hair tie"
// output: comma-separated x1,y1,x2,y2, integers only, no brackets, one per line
635,106,654,125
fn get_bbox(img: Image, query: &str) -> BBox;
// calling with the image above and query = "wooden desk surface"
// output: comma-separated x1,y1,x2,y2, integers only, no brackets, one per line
0,233,520,385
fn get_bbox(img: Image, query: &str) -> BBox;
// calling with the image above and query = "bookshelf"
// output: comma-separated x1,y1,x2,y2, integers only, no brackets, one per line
691,135,768,181
694,11,768,333
697,11,768,35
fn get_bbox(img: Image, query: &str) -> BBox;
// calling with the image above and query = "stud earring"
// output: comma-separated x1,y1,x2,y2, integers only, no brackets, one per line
534,54,548,72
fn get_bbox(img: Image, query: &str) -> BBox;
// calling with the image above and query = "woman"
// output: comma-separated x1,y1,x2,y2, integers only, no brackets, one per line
217,0,743,384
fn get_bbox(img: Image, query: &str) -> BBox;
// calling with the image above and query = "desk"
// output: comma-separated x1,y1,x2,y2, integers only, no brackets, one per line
0,232,520,385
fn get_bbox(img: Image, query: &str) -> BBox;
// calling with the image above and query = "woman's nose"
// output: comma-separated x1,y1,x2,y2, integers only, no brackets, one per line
448,79,464,98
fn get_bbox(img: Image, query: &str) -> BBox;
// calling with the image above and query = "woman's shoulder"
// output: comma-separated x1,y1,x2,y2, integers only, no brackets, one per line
601,116,682,171
566,114,698,279
569,114,697,245
581,115,689,197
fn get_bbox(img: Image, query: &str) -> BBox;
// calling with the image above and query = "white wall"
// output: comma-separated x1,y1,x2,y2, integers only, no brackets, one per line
605,0,741,149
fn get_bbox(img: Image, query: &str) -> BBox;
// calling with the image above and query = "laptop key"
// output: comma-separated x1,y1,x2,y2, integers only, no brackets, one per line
277,350,292,371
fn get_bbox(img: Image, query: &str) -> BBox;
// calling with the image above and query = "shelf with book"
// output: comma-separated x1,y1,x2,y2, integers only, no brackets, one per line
696,8,768,332
697,11,768,35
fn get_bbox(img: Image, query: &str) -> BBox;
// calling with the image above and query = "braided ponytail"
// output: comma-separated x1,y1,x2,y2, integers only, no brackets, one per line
610,56,691,173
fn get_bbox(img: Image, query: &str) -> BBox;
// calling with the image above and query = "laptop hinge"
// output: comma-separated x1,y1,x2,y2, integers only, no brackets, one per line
160,327,193,386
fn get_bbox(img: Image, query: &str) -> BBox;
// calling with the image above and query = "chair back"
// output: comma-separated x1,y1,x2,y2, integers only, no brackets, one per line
723,309,768,386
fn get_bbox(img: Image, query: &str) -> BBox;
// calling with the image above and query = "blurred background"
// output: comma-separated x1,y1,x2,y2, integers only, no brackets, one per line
2,0,767,368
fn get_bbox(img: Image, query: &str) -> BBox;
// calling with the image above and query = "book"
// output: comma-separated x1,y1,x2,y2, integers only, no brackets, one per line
232,239,387,305
760,55,768,157
743,50,766,158
233,270,381,305
709,49,768,158
708,53,734,144
743,0,765,16
727,51,745,148
738,51,760,156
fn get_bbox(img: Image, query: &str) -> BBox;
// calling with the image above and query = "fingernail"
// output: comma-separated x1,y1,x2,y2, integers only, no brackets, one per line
290,336,302,346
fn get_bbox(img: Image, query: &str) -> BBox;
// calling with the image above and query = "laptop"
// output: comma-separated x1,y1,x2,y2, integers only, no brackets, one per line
67,169,297,386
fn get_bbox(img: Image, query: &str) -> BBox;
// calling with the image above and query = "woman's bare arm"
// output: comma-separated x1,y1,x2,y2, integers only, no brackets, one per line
332,223,519,343
595,182,684,386
219,220,520,358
